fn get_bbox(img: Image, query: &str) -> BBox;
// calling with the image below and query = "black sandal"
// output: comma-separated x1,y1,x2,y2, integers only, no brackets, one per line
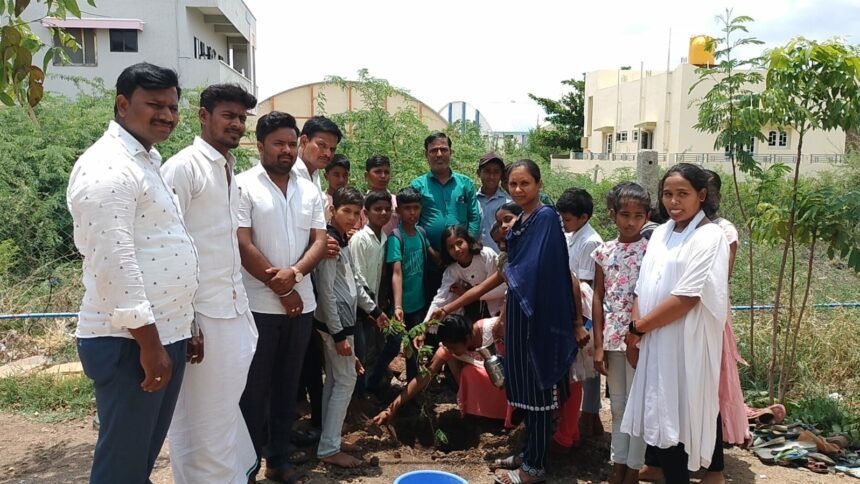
287,448,310,464
291,428,321,447
264,464,310,484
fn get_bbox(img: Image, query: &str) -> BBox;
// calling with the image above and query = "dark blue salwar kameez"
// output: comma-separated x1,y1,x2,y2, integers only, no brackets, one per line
503,205,577,478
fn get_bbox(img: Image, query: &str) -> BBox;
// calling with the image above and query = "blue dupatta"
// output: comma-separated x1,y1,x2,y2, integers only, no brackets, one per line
504,205,577,390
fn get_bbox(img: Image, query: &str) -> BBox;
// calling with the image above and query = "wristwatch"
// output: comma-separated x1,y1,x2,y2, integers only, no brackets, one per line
291,266,303,283
628,320,645,337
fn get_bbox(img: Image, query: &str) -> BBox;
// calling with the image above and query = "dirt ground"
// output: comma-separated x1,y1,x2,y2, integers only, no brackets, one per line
0,377,850,483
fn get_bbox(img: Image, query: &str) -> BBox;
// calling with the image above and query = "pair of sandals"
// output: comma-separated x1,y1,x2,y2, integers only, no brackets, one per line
490,455,545,484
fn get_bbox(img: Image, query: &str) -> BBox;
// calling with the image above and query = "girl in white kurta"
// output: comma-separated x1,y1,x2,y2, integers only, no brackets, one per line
621,163,729,482
425,225,507,323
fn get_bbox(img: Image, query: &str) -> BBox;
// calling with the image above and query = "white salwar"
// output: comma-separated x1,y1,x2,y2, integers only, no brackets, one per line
620,210,729,471
168,312,258,483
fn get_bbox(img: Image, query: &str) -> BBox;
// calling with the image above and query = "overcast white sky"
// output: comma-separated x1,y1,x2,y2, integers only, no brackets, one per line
244,0,860,126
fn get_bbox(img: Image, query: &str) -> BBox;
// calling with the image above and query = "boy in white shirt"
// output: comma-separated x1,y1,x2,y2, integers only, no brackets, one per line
348,190,393,392
556,187,605,447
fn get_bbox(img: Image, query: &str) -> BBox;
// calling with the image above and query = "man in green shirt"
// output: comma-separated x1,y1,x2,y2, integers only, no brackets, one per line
409,132,481,300
410,133,481,251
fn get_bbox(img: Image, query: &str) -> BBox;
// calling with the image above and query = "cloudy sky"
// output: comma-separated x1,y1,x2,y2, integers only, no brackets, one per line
244,0,860,128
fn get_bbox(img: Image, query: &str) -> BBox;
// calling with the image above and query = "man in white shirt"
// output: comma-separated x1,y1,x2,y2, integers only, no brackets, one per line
67,63,199,484
237,111,327,484
292,115,343,445
292,115,340,192
161,84,258,484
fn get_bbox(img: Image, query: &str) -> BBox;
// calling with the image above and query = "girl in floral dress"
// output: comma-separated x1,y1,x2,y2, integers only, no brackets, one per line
592,183,652,484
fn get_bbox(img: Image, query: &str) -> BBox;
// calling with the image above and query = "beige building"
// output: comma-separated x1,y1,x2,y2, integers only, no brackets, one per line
254,81,447,132
553,39,846,179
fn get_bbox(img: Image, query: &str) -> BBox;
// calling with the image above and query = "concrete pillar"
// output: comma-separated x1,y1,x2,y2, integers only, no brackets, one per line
637,150,660,204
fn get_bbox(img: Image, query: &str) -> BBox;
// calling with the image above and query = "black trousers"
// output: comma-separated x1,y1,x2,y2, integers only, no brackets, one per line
647,414,725,484
239,312,312,474
298,326,324,429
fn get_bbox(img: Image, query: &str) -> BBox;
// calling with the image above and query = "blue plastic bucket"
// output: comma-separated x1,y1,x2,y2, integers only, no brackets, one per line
393,469,468,484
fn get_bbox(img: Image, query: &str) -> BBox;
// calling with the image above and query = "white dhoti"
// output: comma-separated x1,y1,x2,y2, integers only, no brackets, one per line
169,311,258,484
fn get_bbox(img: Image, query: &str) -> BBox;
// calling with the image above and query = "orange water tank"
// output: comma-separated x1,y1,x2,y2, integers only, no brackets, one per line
689,35,716,67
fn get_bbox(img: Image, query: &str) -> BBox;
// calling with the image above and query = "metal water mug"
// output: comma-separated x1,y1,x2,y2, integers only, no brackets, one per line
477,343,505,388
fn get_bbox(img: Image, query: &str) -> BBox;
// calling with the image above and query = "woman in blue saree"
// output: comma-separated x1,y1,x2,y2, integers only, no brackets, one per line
428,160,579,483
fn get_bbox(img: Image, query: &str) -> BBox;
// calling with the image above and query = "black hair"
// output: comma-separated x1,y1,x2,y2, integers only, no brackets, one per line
478,158,505,173
490,221,502,238
704,169,722,219
199,83,256,112
364,190,392,211
440,225,483,266
424,132,452,151
115,62,181,115
301,115,343,142
396,186,422,205
610,182,651,213
436,313,472,345
606,181,634,210
325,154,351,173
505,159,541,183
657,163,715,221
255,111,299,142
332,186,364,209
556,187,594,218
496,202,523,218
365,154,391,171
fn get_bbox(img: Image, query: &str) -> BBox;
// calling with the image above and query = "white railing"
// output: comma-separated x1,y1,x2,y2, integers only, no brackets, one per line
552,152,844,164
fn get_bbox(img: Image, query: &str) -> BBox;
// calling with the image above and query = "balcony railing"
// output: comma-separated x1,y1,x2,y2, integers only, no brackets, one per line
551,152,844,164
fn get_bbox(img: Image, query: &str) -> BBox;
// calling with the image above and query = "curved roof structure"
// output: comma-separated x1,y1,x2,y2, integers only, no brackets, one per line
439,100,544,135
256,81,448,131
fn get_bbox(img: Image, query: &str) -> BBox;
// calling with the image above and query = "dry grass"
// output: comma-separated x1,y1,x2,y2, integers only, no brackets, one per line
734,306,860,401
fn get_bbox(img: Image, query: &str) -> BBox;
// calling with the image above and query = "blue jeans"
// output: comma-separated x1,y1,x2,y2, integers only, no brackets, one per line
78,336,187,484
317,332,357,458
368,307,425,390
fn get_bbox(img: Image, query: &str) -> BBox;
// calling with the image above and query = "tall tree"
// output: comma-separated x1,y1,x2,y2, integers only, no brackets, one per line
690,9,767,373
528,79,584,158
760,37,860,402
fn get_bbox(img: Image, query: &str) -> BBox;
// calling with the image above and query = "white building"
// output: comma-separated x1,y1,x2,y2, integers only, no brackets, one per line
24,0,257,98
553,37,846,179
438,100,543,147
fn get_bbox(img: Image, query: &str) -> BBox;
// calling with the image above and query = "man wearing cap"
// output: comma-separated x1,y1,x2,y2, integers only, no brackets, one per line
476,152,511,253
409,132,481,299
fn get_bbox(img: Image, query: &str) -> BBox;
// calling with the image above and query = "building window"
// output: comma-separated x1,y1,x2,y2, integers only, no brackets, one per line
620,131,628,142
726,137,756,154
109,29,138,52
194,37,212,59
768,130,777,146
641,131,652,150
633,130,639,142
52,28,96,66
778,131,788,147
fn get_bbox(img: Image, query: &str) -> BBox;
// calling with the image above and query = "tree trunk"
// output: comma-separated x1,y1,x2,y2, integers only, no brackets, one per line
729,156,756,374
778,236,798,402
768,132,804,404
785,236,817,397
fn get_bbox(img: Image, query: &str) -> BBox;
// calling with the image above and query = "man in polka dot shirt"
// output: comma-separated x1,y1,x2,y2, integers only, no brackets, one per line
66,63,199,483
